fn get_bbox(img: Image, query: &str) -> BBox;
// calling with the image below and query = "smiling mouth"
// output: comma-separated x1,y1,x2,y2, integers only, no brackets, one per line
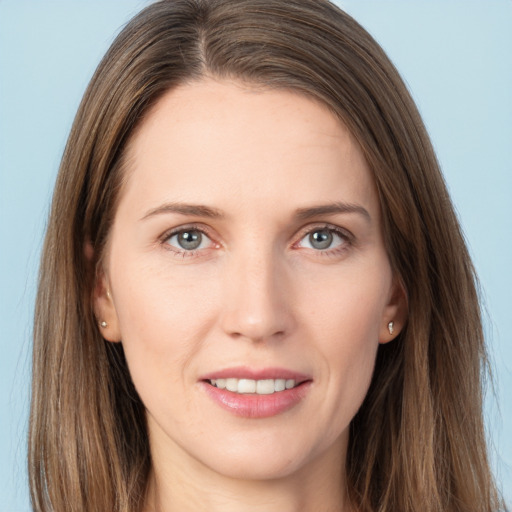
207,378,302,395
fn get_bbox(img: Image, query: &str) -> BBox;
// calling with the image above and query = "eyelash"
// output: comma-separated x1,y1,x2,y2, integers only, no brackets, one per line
160,223,217,258
159,223,353,258
293,223,353,257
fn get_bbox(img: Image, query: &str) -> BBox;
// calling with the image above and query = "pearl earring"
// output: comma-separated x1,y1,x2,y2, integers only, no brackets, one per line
100,321,108,328
388,321,394,335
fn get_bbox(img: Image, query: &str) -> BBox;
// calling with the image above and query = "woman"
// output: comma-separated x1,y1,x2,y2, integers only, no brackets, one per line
29,0,504,511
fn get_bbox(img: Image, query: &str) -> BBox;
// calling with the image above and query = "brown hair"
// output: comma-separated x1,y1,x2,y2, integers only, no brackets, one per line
29,1,503,511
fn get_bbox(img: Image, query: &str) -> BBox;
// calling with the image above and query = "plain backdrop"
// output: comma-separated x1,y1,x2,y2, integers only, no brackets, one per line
0,1,510,510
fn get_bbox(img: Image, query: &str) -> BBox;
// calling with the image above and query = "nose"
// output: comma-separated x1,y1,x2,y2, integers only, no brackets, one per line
219,248,295,343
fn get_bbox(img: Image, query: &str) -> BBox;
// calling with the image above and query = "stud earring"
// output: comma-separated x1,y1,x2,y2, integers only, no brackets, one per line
388,321,394,335
100,321,108,328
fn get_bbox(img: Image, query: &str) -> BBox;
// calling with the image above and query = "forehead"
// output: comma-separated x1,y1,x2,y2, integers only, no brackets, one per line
120,78,378,221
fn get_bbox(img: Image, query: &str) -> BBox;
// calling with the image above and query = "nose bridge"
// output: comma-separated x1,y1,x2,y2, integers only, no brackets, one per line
220,240,292,342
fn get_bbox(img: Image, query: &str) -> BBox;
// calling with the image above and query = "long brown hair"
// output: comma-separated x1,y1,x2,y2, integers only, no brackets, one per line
29,1,503,510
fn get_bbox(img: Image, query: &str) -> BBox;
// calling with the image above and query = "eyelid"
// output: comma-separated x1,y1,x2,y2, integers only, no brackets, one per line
159,223,220,254
292,223,354,257
293,222,353,244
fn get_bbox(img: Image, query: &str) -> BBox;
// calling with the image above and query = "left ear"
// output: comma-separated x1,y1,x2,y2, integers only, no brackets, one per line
379,276,408,344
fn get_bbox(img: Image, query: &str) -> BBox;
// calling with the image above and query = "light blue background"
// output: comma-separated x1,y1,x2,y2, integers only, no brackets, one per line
0,1,510,509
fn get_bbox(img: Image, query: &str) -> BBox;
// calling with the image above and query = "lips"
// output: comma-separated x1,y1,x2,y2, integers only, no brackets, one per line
199,367,312,418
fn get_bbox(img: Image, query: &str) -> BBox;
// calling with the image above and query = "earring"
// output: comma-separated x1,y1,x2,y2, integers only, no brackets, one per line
388,321,394,335
100,321,108,328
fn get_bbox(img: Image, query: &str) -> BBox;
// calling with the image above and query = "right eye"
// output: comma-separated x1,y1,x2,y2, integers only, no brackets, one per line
165,229,213,252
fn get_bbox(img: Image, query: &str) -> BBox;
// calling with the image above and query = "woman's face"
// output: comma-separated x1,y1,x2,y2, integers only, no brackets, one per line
97,79,404,481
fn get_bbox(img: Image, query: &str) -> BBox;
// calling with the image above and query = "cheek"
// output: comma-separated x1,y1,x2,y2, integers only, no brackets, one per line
108,255,220,390
309,281,382,393
300,260,390,347
298,263,389,431
113,251,217,334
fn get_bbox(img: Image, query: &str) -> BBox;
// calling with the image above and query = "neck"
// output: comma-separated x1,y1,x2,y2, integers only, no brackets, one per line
144,435,350,512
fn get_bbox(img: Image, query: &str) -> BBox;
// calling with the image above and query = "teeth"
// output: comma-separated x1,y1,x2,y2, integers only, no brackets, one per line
226,378,238,392
256,379,274,395
209,378,297,394
275,379,286,392
238,379,256,393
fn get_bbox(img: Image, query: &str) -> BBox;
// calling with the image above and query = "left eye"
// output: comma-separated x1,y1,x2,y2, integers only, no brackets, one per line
298,227,346,251
166,229,212,251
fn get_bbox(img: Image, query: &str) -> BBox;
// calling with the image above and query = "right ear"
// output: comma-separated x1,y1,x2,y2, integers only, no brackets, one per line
86,241,122,343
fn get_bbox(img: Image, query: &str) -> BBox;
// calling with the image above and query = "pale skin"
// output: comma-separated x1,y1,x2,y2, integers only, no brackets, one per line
94,79,407,512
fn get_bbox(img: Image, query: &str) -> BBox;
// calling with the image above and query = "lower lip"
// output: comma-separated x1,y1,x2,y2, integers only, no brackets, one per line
200,381,312,418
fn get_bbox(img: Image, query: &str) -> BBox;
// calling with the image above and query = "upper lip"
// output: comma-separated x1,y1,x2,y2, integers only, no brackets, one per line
199,366,312,383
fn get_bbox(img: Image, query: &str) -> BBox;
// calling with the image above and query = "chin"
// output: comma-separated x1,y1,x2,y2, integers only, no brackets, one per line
205,451,306,482
195,431,342,483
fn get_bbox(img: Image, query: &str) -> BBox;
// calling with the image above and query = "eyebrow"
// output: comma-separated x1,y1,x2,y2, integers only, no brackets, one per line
295,202,371,223
140,202,225,221
140,200,371,223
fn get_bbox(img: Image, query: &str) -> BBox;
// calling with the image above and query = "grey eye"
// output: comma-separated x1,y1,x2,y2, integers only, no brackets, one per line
298,227,347,252
177,231,202,250
308,229,333,250
167,230,207,251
